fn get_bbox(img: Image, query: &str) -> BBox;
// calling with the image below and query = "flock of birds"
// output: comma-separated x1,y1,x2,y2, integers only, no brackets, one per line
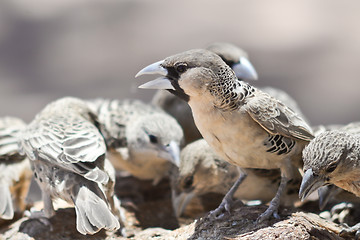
1,42,360,238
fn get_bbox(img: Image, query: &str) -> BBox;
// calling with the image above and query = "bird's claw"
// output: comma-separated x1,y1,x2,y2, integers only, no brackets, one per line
273,211,281,219
24,209,53,229
256,207,279,224
209,198,233,219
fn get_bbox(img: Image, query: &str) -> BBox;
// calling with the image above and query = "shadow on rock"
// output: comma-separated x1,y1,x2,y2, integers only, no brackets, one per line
19,208,109,240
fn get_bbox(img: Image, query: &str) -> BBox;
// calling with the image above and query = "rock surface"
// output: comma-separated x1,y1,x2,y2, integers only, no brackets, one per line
0,175,356,240
0,204,351,240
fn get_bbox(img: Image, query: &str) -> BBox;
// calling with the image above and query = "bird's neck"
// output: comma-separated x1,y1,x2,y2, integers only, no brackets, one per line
207,79,255,112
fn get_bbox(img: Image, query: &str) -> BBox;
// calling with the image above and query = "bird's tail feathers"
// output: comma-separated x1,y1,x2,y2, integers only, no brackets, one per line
0,184,14,220
84,167,109,184
74,186,120,235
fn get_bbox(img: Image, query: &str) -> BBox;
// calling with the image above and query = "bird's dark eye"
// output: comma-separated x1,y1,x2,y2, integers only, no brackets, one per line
326,162,338,173
149,135,158,144
175,63,187,73
183,176,193,189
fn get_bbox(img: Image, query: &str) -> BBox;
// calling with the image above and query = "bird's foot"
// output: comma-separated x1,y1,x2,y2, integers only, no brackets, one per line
339,223,360,239
20,209,53,235
209,196,242,219
256,205,280,224
24,208,53,230
256,174,287,223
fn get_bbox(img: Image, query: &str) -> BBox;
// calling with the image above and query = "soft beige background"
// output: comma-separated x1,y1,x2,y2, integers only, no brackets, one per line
0,0,359,125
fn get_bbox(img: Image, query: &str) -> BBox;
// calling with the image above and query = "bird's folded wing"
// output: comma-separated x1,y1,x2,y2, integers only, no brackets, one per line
245,91,314,141
0,117,26,161
20,115,107,177
94,99,129,148
94,99,162,148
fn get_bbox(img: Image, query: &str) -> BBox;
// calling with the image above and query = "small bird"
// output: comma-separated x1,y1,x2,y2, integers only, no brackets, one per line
0,116,32,220
310,122,360,210
151,91,201,144
152,43,308,144
152,42,259,144
299,130,360,238
18,97,121,235
136,49,314,222
88,98,184,185
171,139,301,217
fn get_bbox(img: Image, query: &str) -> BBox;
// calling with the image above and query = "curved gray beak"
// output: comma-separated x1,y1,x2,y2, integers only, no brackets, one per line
159,141,180,167
172,189,196,217
136,60,175,90
299,169,325,201
232,57,258,80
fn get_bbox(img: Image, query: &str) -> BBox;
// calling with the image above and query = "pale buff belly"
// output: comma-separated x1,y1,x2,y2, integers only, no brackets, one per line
191,105,287,169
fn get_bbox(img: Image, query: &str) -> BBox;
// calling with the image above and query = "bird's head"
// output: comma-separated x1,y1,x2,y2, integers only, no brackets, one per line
171,139,226,217
126,113,184,167
206,42,258,80
136,49,238,102
299,131,360,201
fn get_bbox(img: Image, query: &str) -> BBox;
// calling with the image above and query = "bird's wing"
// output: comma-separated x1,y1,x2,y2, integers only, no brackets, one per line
94,99,163,149
20,114,108,183
0,117,26,162
244,90,314,141
94,99,130,149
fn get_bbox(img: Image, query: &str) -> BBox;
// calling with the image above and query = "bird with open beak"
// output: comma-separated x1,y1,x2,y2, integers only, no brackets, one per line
136,49,313,222
152,42,259,145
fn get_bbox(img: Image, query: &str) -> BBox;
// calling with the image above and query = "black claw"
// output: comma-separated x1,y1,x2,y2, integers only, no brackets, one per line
209,197,234,220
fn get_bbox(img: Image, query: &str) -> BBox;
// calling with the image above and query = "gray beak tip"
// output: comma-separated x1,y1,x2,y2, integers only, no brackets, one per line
138,77,175,90
138,82,152,89
172,191,195,218
233,57,258,81
164,141,181,167
299,169,325,201
135,60,166,78
135,71,143,78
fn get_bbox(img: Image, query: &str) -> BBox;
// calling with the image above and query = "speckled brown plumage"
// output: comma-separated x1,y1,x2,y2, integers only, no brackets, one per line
19,97,121,235
300,129,360,238
88,98,184,184
137,48,314,222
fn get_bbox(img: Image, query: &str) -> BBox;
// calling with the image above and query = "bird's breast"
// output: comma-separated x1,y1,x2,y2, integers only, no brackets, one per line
190,101,286,169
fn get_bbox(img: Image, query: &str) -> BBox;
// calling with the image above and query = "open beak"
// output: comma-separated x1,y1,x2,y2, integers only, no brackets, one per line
299,169,326,201
232,57,258,80
158,141,180,167
172,189,196,217
136,60,175,90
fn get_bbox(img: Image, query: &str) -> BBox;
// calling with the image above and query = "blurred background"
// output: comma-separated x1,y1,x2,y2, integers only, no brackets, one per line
0,0,359,125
